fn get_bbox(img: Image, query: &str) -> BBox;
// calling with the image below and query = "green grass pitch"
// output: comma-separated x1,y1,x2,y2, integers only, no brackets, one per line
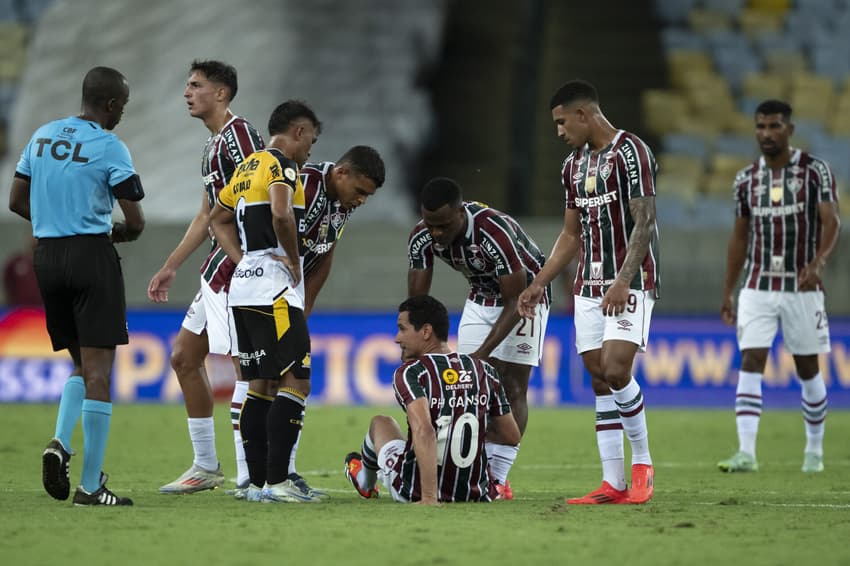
1,404,848,566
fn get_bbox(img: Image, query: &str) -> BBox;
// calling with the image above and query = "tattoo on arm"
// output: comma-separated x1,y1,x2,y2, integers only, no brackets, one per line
617,197,655,285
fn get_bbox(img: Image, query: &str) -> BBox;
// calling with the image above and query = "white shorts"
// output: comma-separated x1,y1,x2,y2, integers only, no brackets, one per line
574,290,655,354
737,288,831,354
181,278,238,355
457,300,549,366
377,439,409,503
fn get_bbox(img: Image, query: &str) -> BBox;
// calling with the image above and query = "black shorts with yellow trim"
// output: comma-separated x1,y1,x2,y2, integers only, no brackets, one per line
232,298,311,380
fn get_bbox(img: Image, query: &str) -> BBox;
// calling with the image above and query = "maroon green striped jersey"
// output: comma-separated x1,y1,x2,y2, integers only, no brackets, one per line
392,352,512,502
407,202,550,307
561,130,660,298
734,149,838,292
199,115,265,292
299,161,354,278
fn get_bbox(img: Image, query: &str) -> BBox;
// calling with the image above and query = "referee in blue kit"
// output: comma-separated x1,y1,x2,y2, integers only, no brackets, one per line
8,66,145,506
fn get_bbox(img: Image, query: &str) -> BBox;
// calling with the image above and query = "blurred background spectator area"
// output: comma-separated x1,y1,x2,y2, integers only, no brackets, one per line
0,0,847,313
647,0,850,220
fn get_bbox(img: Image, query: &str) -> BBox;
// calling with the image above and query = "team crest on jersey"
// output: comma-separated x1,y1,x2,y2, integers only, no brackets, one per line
590,261,603,281
330,210,345,229
599,162,613,181
585,176,597,194
787,178,803,192
442,368,459,385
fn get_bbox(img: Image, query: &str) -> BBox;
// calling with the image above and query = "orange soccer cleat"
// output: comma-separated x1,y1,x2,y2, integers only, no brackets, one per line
344,452,379,499
493,479,514,500
566,481,629,504
628,464,654,504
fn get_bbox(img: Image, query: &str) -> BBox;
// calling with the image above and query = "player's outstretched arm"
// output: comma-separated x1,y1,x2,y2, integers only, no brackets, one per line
147,194,212,303
519,208,580,318
472,270,526,359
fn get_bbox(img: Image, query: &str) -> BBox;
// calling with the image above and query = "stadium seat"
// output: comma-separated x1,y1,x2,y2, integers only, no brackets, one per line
711,153,752,179
688,8,733,32
748,0,790,15
642,89,689,136
662,133,710,160
741,71,789,101
653,0,698,24
738,9,784,37
714,134,756,157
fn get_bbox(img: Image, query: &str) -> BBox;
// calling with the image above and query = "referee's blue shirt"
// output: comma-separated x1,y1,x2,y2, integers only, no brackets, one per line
15,116,136,238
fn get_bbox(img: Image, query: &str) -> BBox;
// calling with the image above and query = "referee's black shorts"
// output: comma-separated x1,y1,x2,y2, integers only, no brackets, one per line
34,234,128,351
233,298,311,381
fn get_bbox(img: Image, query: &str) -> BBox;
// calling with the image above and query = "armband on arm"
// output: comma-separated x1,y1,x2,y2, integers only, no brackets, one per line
111,174,145,201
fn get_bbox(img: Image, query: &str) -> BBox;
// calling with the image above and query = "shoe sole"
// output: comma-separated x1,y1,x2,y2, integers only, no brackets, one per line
158,481,224,494
627,491,654,504
42,449,69,501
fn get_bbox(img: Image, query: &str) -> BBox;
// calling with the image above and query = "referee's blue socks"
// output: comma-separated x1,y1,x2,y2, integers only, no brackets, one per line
81,399,112,493
55,375,85,451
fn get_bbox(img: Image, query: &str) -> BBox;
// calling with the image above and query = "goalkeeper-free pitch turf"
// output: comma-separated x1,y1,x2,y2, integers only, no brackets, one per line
1,404,848,566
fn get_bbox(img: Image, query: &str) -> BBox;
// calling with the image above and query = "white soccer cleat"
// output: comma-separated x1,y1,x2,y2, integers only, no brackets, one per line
158,463,225,494
262,479,322,503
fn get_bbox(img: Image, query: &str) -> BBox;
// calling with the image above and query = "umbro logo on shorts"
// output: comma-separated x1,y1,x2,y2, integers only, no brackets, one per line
617,320,633,331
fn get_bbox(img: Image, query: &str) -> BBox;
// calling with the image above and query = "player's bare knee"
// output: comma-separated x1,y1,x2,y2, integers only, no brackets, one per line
741,349,768,373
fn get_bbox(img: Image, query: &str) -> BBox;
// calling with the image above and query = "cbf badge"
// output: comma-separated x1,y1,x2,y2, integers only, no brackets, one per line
585,176,597,194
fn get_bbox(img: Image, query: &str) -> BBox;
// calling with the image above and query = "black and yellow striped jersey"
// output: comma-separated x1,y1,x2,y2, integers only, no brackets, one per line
217,148,306,308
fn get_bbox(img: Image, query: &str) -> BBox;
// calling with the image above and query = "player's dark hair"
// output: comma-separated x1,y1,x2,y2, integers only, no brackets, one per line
756,99,792,120
338,145,386,187
399,295,450,342
268,100,322,137
190,60,238,101
81,66,127,107
550,79,599,109
420,177,462,212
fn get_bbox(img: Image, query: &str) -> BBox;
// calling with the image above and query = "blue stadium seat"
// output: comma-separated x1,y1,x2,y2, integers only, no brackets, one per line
702,0,747,18
660,28,706,52
653,0,698,24
662,133,710,161
714,134,756,156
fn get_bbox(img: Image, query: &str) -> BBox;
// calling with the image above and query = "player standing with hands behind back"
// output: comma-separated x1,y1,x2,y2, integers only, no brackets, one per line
718,100,840,474
9,66,145,506
519,80,659,505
